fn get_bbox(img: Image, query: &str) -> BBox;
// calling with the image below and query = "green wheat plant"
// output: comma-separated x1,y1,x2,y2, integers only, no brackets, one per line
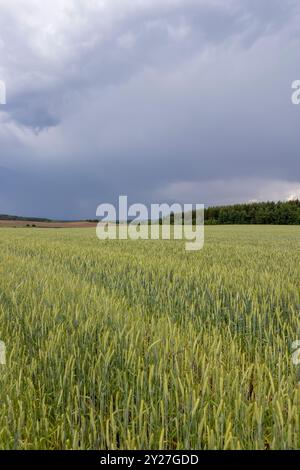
0,225,299,449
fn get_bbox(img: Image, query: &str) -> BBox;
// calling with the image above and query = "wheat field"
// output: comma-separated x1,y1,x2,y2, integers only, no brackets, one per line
0,226,299,450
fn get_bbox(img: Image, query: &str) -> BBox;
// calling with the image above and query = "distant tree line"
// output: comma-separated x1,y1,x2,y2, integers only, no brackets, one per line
201,200,300,225
5,201,297,227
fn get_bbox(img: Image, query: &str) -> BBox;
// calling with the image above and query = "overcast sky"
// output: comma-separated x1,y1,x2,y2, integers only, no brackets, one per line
0,0,300,219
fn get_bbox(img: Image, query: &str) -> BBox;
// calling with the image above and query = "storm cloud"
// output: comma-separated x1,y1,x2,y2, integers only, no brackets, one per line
0,0,300,218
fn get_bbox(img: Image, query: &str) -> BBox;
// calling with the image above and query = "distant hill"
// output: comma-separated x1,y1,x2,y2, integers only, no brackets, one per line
0,214,52,222
0,214,98,228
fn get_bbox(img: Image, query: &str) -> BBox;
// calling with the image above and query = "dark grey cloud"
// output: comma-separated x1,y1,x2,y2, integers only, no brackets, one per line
0,0,300,218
